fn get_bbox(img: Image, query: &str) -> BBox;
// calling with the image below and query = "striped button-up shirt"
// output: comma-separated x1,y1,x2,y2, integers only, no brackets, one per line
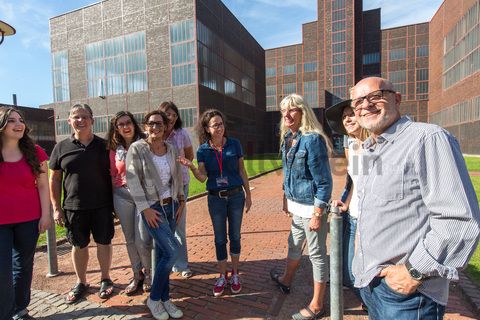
352,116,480,305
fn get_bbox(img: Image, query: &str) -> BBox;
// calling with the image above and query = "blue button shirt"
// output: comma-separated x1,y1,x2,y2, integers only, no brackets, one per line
197,137,244,191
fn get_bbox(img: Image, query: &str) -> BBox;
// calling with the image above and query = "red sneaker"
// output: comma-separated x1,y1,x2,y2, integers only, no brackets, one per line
229,272,242,294
213,274,227,297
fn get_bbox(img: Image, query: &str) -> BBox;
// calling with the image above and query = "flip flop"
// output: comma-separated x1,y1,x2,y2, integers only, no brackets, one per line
269,268,291,294
99,278,114,299
65,283,89,304
291,306,326,320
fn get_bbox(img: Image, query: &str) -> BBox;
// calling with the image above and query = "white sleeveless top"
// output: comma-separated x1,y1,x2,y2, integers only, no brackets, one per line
151,153,172,199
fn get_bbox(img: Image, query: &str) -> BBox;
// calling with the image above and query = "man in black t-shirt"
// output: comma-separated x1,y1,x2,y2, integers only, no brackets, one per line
49,104,114,303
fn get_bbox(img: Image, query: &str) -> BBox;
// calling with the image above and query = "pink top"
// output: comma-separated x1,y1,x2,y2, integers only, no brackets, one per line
110,148,127,188
165,128,192,185
0,145,48,225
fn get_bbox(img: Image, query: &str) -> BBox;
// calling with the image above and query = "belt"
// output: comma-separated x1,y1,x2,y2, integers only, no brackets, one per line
209,186,243,198
160,197,173,205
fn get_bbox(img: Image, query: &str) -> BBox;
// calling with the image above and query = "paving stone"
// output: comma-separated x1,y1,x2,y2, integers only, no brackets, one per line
29,168,480,319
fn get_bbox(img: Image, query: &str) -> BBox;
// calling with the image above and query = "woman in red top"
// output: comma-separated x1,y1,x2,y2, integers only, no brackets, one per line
0,107,51,320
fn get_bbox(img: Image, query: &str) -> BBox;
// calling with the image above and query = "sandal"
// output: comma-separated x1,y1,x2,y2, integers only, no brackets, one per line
143,272,152,292
65,282,89,304
291,306,325,320
270,268,290,294
99,278,114,299
124,277,144,296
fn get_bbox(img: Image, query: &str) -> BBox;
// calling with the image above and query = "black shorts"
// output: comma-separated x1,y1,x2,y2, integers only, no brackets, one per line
64,207,115,249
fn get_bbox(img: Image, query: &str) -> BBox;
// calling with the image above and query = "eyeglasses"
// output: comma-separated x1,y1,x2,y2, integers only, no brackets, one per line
146,121,164,128
209,123,224,129
280,108,302,115
351,89,395,111
116,120,133,129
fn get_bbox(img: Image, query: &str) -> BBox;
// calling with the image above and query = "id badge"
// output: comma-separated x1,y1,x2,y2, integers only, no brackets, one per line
216,176,229,187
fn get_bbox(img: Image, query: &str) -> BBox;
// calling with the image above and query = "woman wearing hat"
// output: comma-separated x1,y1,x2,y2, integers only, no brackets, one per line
325,99,369,307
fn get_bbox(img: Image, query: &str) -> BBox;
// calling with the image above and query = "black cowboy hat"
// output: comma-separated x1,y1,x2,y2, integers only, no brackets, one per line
325,99,352,136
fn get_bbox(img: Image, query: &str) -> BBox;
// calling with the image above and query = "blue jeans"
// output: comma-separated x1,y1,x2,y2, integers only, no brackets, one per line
343,213,362,301
207,190,245,261
173,184,189,272
360,277,445,320
142,202,179,302
0,220,39,320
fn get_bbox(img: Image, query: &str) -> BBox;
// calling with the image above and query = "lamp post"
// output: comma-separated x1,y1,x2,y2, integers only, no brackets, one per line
0,20,16,45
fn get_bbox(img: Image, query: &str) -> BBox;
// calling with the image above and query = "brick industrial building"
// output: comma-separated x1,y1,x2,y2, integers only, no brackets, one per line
43,0,479,154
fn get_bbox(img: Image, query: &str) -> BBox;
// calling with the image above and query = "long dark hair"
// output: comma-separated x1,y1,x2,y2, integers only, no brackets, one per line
106,111,145,150
195,109,227,144
158,101,183,130
0,107,42,175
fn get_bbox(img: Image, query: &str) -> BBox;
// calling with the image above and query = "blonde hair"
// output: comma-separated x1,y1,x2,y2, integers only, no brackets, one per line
278,94,332,155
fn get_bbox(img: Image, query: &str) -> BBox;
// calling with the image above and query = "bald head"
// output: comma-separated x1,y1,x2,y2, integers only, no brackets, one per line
350,76,402,137
350,77,395,99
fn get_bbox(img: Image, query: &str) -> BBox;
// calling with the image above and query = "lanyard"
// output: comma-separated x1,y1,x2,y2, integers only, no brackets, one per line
213,147,223,177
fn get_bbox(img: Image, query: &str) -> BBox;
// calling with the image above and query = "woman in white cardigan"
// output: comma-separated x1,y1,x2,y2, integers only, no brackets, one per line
126,110,185,320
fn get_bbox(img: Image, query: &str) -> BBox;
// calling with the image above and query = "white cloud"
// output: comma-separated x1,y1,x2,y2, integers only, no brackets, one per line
364,0,443,29
254,0,317,10
0,0,54,50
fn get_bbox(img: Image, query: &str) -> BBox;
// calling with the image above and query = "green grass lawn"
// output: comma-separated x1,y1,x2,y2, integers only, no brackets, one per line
465,156,480,172
38,155,282,246
466,174,480,285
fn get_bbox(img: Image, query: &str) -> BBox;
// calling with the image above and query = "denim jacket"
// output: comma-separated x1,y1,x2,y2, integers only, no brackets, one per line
282,131,332,208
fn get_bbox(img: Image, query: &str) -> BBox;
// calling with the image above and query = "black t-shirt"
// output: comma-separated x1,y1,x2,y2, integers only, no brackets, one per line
49,135,112,211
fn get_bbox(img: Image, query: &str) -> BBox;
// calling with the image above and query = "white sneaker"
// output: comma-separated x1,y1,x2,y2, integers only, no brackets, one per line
147,297,169,320
163,300,183,318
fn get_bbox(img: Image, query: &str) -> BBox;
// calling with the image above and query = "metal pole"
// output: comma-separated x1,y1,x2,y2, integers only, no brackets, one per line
151,243,157,279
46,206,60,277
329,205,343,320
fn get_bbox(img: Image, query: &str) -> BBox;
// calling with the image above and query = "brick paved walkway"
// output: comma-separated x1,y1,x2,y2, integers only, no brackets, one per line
29,161,479,319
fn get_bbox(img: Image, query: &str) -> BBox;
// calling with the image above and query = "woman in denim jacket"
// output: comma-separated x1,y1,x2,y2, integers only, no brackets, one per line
270,94,332,320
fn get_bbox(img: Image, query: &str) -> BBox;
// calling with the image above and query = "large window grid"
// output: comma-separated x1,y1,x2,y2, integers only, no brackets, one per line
52,51,70,102
416,68,429,100
266,85,277,112
197,21,256,106
283,64,296,75
443,1,480,89
430,95,480,127
86,32,147,97
283,83,296,95
303,81,318,108
389,48,406,61
389,70,407,95
304,61,317,73
266,67,276,77
170,20,196,86
331,1,347,100
416,45,429,57
363,52,380,65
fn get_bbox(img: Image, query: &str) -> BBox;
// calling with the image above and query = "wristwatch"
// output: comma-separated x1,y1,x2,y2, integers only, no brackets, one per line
405,261,428,281
313,211,323,217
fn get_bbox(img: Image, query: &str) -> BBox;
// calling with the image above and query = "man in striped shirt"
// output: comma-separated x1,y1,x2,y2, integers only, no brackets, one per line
350,76,480,319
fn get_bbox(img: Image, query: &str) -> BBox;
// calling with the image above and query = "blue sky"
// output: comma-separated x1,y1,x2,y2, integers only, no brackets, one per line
0,0,443,108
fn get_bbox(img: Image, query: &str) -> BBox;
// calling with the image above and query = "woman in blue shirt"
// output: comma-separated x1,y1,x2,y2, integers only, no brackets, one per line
270,94,332,320
178,109,252,297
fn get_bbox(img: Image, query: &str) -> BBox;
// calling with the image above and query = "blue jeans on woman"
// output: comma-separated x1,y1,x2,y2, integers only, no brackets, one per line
343,212,362,301
0,219,39,320
207,190,245,261
142,202,179,302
